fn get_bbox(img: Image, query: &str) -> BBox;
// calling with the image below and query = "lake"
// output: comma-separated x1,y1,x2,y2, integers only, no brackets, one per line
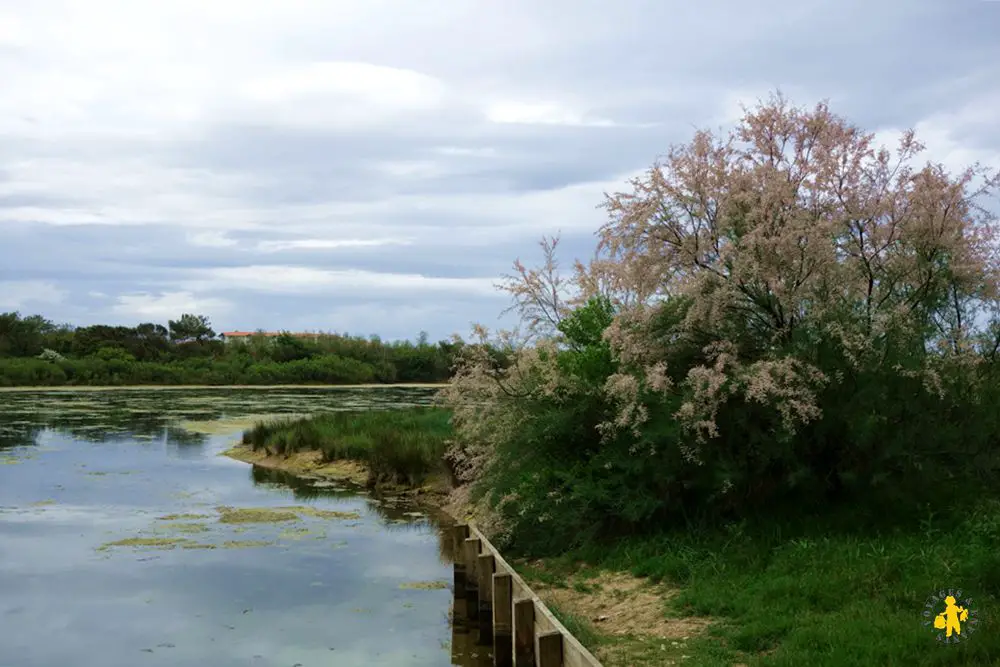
0,387,491,667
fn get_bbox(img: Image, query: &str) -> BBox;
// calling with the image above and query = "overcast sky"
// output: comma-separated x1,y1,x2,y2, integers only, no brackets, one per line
1,1,998,341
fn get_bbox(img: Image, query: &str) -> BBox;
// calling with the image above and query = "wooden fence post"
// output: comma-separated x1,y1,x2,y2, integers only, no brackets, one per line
477,553,496,645
463,538,481,627
537,631,563,667
453,524,470,595
513,599,535,667
492,573,513,667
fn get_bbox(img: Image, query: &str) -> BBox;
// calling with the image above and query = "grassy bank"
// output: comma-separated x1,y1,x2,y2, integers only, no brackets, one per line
229,406,1000,664
510,498,1000,666
238,407,453,489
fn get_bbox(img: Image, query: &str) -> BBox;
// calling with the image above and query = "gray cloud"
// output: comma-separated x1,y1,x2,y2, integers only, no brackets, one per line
1,0,998,340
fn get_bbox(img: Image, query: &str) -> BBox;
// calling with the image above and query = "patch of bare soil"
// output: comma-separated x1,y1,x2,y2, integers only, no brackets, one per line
532,569,714,664
222,444,369,486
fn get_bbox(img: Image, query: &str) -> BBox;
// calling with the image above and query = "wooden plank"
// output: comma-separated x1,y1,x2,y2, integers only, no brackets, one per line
493,573,513,632
478,554,496,602
463,537,481,633
477,553,496,645
468,524,603,667
464,538,481,593
453,524,470,598
453,524,470,563
493,573,514,667
537,631,563,667
513,598,535,667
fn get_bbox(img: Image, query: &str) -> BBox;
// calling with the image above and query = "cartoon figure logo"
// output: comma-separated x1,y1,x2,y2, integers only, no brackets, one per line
923,589,979,644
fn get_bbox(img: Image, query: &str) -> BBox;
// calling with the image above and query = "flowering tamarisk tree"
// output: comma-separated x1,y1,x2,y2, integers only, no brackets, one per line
442,93,1000,544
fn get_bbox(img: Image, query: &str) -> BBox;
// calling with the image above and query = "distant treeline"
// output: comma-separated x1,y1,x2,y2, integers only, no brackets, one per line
0,311,462,386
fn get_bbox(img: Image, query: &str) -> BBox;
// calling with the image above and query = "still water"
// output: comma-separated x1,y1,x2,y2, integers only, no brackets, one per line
0,388,490,667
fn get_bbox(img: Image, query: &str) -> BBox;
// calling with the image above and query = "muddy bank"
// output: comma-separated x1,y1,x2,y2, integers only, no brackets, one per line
222,443,469,521
223,444,370,486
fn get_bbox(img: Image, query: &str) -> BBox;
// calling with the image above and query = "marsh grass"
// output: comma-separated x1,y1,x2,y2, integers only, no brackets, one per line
241,407,452,487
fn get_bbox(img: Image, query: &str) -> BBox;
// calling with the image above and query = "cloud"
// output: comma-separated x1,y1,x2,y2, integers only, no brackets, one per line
872,95,1000,200
111,291,233,321
186,231,238,248
176,266,501,298
236,61,452,131
255,238,413,253
0,281,66,310
1,0,998,339
486,101,620,127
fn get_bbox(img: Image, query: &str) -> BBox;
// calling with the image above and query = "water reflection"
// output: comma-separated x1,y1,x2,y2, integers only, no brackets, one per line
249,463,495,666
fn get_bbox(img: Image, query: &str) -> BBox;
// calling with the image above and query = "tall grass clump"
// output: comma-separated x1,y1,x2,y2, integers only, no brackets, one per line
241,407,453,487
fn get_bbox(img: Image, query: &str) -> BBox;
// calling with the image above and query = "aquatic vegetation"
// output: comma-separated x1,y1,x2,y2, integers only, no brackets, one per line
215,506,300,524
399,580,449,590
156,513,212,521
97,537,198,551
278,527,324,541
179,414,301,436
155,522,210,534
213,504,362,524
30,500,56,507
287,506,361,520
221,540,274,549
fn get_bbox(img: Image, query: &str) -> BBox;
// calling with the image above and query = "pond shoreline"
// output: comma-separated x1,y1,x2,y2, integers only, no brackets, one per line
0,383,449,392
222,443,465,521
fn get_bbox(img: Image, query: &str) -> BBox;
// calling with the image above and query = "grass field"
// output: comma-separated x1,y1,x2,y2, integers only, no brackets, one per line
514,497,1000,666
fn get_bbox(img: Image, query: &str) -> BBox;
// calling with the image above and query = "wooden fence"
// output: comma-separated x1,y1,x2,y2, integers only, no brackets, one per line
451,523,604,667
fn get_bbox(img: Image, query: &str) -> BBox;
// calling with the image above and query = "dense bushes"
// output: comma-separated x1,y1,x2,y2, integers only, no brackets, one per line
0,312,462,386
442,94,1000,555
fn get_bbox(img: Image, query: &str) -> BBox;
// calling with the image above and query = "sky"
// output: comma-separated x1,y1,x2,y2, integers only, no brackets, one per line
1,0,999,342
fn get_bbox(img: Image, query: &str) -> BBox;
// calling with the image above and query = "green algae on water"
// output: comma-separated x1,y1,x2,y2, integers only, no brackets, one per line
97,537,197,551
214,504,361,524
286,506,361,520
399,580,449,590
278,527,315,540
221,540,274,549
279,526,329,540
155,522,210,534
215,506,300,524
156,513,212,521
